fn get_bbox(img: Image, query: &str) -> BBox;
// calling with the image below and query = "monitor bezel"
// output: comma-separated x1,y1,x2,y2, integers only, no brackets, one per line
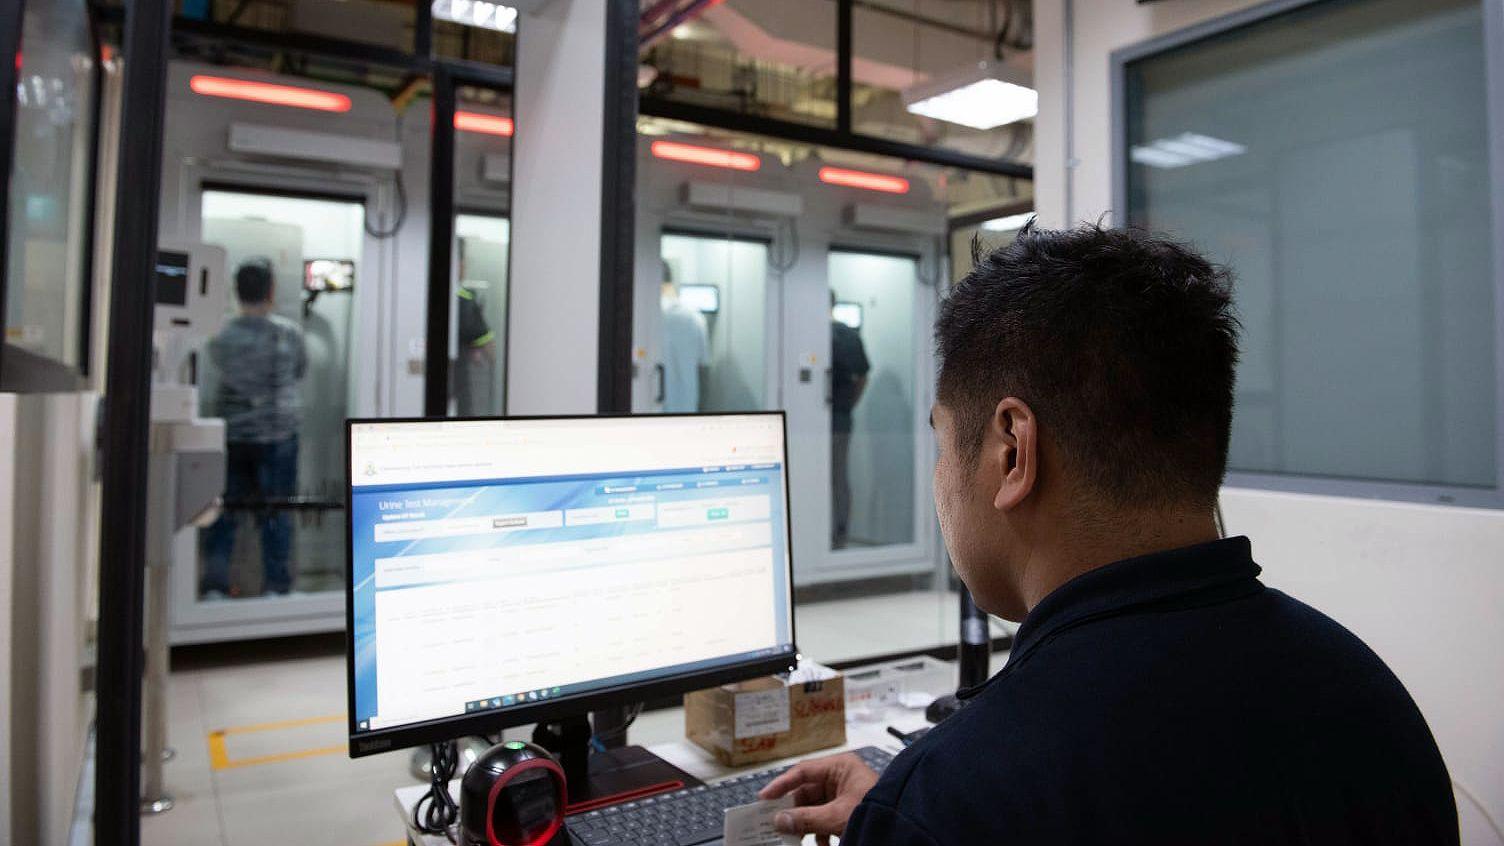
343,411,800,758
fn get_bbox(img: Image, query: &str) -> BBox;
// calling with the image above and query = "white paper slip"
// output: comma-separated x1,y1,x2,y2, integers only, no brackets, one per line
722,794,801,846
733,688,791,739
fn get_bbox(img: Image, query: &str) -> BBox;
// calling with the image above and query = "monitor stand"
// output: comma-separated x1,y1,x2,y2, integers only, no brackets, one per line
533,714,704,814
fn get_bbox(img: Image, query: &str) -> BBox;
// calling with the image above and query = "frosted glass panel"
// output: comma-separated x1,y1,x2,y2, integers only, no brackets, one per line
1125,0,1497,490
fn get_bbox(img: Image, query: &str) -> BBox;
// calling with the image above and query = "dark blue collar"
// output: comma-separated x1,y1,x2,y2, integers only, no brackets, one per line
962,536,1262,698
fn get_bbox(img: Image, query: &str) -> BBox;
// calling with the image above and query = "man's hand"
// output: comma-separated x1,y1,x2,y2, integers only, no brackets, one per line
757,753,879,846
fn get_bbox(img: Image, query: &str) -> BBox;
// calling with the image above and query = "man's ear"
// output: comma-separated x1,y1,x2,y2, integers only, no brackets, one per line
990,397,1038,512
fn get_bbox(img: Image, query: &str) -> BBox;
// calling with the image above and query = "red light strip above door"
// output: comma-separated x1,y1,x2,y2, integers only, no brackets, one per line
650,140,760,172
189,75,352,113
817,166,910,194
454,111,515,137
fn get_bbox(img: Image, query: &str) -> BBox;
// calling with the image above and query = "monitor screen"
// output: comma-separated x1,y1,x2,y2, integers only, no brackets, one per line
832,301,863,329
305,258,355,292
346,414,796,744
155,250,190,307
678,284,720,314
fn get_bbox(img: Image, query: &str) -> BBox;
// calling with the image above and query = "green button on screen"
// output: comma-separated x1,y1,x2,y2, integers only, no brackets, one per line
707,508,729,520
615,508,630,518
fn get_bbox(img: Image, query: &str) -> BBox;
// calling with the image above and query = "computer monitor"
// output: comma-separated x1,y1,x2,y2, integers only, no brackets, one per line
344,413,798,758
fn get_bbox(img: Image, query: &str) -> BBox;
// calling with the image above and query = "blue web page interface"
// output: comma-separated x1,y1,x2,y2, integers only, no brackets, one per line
348,415,795,734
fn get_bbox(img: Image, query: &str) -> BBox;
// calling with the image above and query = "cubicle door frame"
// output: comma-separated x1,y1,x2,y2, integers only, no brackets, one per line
167,172,386,644
787,231,942,586
1109,0,1504,510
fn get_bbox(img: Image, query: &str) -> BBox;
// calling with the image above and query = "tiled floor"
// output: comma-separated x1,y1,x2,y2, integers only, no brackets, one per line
142,591,1012,846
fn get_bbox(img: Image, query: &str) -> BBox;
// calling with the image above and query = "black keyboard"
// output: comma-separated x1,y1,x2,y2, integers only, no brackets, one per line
567,746,895,846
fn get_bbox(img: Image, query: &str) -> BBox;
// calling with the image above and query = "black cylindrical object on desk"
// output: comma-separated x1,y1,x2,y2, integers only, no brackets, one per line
926,585,991,724
957,587,991,689
460,740,568,846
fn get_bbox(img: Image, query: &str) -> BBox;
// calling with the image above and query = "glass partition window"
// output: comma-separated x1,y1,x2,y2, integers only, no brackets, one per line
1124,0,1499,502
5,0,95,366
455,214,510,417
450,84,512,418
197,190,366,598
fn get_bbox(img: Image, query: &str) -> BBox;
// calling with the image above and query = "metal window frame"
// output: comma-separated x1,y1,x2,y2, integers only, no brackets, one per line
599,0,639,415
1110,0,1504,510
0,0,23,382
95,0,174,842
638,0,1035,182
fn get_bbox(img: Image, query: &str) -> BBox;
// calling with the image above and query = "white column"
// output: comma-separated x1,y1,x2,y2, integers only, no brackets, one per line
506,0,607,414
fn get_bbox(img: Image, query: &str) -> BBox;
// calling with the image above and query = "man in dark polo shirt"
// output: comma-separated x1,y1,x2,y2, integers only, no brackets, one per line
760,223,1457,845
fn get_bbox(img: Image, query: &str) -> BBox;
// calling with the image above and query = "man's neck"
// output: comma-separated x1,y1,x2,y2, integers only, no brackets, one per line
242,303,273,318
1019,508,1221,611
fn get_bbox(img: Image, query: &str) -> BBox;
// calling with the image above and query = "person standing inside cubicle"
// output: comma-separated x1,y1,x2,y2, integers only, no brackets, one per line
454,242,498,416
830,290,870,549
761,224,1459,844
201,258,308,598
660,262,710,413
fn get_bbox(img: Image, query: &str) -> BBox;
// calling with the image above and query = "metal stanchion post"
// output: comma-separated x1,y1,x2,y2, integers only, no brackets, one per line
140,558,173,815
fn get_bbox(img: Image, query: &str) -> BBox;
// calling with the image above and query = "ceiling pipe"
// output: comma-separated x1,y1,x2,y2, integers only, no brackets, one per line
640,0,727,47
639,0,684,33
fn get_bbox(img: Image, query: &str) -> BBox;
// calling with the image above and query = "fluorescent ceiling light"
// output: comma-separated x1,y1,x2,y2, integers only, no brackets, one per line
454,111,513,137
980,212,1034,232
903,62,1037,130
818,166,910,194
1131,132,1247,170
189,75,352,112
431,0,517,33
650,140,761,172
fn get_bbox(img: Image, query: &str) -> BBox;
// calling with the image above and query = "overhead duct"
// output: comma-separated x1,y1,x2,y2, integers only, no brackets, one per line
228,123,403,169
682,181,804,217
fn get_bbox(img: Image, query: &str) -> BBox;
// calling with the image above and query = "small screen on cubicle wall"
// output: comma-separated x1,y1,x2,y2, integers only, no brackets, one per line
304,259,355,293
346,414,796,737
679,284,720,314
155,250,190,307
833,301,863,329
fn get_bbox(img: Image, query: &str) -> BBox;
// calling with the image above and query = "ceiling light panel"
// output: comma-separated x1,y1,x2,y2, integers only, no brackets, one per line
431,0,518,33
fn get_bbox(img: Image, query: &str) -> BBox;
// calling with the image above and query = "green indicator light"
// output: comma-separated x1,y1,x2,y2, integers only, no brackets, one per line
504,741,526,750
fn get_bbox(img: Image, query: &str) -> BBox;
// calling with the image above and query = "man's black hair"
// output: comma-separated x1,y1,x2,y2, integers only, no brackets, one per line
235,258,275,305
936,221,1240,508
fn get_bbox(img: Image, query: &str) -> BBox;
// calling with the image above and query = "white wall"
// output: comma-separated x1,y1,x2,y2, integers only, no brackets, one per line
1033,1,1504,842
2,392,97,844
507,0,606,415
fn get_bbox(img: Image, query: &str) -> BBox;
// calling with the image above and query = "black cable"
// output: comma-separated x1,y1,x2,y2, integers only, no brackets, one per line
366,172,407,239
412,740,461,841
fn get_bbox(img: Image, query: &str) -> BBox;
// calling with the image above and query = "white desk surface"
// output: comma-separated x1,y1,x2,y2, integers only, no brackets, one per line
392,673,952,846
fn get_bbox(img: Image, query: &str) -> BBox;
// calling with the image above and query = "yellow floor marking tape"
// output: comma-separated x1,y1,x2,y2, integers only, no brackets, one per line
208,713,346,770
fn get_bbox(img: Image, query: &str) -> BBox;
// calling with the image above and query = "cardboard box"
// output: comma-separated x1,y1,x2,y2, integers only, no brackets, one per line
685,664,846,767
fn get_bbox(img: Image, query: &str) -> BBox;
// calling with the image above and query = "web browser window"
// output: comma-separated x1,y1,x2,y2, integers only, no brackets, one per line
347,414,795,733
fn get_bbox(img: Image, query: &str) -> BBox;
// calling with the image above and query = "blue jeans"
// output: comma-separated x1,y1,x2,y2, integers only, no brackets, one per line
202,437,298,595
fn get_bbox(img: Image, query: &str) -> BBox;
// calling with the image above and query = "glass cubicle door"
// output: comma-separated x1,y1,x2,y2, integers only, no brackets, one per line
655,232,773,413
827,250,919,553
449,83,513,417
197,189,365,598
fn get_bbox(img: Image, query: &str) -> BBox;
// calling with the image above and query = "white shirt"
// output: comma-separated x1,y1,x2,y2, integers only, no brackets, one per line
661,297,710,413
